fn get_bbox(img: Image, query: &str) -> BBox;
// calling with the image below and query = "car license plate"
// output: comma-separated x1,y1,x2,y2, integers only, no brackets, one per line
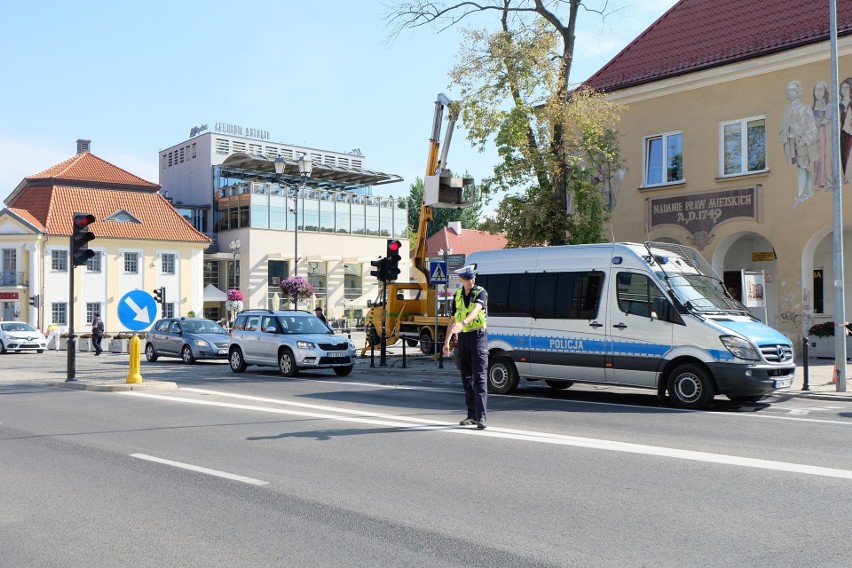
774,378,793,389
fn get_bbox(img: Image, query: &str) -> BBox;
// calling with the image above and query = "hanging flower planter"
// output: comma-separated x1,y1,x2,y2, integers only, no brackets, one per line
279,276,315,309
226,289,244,315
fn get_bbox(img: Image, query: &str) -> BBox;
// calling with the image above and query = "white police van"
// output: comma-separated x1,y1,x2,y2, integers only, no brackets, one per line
468,241,795,409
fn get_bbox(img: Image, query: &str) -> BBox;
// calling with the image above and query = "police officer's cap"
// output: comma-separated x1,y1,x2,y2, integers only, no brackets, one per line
456,265,477,279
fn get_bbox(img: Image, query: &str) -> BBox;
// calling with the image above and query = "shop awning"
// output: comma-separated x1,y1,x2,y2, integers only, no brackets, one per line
203,284,228,302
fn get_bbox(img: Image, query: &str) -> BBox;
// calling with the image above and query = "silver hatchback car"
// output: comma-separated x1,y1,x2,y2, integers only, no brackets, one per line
228,309,356,376
145,317,230,364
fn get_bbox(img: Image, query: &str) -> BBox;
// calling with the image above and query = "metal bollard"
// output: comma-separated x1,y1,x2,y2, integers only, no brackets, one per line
402,336,407,368
126,334,143,384
801,336,810,391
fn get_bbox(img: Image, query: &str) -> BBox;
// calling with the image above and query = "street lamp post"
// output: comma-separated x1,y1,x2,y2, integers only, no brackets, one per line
274,154,314,277
229,238,240,289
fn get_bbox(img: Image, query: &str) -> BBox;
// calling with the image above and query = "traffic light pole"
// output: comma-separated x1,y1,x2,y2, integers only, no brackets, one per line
66,241,77,382
380,282,388,367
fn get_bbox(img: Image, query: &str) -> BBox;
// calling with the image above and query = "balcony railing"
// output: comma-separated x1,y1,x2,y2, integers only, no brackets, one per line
0,271,27,286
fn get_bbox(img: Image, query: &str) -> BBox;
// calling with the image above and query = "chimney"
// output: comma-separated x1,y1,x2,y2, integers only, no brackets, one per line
448,221,462,235
76,139,91,154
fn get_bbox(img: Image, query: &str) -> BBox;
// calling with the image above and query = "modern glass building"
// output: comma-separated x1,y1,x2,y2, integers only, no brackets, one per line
158,125,406,323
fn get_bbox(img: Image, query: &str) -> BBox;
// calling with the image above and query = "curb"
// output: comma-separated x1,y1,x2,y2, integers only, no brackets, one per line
51,380,178,392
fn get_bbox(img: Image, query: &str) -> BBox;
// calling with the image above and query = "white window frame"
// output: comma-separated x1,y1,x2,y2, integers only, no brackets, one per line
52,302,67,325
719,115,767,177
161,253,176,274
643,131,683,187
51,250,68,272
86,252,101,273
124,252,139,273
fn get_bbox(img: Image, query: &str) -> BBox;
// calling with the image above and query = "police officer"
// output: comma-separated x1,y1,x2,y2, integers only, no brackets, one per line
443,265,488,429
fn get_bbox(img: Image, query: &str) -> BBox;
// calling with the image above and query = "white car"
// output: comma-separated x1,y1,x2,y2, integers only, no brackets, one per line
0,322,47,353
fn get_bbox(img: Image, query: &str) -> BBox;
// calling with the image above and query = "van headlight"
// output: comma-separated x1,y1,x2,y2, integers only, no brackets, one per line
720,335,760,361
296,341,315,349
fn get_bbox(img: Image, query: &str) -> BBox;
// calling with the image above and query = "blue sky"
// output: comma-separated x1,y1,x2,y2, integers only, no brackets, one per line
0,0,677,207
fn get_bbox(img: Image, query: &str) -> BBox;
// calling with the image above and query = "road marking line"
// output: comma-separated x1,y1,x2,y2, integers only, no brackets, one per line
130,453,268,486
123,391,852,480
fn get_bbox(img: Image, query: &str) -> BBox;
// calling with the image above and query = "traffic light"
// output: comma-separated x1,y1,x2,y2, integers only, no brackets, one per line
29,294,39,308
385,239,402,282
370,257,388,283
153,287,166,304
71,213,97,267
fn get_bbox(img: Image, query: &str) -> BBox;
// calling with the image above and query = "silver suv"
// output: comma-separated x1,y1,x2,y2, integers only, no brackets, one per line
229,309,356,377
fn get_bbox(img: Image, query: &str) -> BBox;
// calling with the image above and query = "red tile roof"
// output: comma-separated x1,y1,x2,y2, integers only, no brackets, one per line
7,185,209,243
424,226,507,258
25,151,159,190
585,0,852,92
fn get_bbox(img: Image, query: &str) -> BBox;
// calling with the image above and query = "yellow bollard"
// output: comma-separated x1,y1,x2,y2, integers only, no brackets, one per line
126,334,143,384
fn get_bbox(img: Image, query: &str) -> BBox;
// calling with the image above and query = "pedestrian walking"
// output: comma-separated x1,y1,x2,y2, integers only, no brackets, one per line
91,312,105,355
45,322,62,351
314,306,327,324
443,265,488,429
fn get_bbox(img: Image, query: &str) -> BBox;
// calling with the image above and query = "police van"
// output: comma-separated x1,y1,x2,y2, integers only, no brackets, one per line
468,241,795,409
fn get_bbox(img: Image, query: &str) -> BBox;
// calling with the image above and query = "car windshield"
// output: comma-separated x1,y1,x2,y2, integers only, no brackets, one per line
278,315,332,335
1,322,36,332
182,320,228,335
665,273,748,314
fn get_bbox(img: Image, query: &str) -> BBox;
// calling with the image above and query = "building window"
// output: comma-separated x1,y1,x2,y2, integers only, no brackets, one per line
124,252,138,273
162,253,176,274
308,262,327,299
204,260,220,287
86,253,101,273
814,269,824,314
344,264,362,300
2,248,16,285
644,132,683,186
85,303,101,324
164,302,175,318
51,250,68,272
52,303,67,325
721,117,766,176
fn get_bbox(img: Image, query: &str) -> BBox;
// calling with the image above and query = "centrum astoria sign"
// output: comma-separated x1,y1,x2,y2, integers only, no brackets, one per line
647,186,759,248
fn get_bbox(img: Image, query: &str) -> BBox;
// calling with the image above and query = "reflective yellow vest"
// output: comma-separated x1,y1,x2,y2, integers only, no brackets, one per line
454,286,486,332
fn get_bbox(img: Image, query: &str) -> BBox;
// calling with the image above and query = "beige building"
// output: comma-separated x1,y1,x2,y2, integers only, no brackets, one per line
0,141,210,333
586,0,852,346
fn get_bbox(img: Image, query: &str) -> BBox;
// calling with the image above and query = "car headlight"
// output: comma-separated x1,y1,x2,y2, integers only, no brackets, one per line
719,335,760,361
193,339,210,348
296,341,315,349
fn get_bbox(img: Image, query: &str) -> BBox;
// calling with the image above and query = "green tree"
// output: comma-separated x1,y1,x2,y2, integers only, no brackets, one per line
406,176,482,242
387,1,624,247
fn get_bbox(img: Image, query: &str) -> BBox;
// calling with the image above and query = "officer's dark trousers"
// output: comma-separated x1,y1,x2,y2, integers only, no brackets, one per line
457,329,488,421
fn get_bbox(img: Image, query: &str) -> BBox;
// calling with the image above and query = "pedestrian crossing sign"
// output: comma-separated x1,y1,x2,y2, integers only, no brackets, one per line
429,261,448,285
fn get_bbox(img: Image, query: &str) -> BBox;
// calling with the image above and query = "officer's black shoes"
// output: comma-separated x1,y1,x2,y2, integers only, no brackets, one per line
460,418,476,426
477,420,487,430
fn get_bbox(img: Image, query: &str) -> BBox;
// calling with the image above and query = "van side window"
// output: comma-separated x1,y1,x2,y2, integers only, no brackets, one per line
484,273,533,316
533,271,603,319
616,272,663,317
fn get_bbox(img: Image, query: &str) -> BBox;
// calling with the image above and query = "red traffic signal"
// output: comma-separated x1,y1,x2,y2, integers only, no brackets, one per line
385,240,402,282
71,213,96,267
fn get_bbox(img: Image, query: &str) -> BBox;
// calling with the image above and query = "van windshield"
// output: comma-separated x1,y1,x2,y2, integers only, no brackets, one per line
666,273,748,314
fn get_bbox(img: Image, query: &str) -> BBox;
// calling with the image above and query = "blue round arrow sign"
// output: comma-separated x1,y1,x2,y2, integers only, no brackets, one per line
118,290,157,331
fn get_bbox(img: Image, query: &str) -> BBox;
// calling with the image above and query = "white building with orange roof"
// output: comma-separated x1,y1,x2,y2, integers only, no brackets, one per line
0,140,210,336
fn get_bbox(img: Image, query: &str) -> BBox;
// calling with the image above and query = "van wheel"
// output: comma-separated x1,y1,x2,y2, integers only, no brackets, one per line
420,329,436,355
334,365,353,376
405,338,419,348
145,343,158,362
488,356,519,394
668,363,715,409
545,380,573,390
278,348,299,377
229,347,246,373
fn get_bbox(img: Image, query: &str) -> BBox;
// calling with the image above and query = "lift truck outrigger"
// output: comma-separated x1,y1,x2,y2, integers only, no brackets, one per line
361,94,474,356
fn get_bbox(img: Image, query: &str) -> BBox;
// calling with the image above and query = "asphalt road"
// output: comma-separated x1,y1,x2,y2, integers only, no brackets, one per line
2,351,852,566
